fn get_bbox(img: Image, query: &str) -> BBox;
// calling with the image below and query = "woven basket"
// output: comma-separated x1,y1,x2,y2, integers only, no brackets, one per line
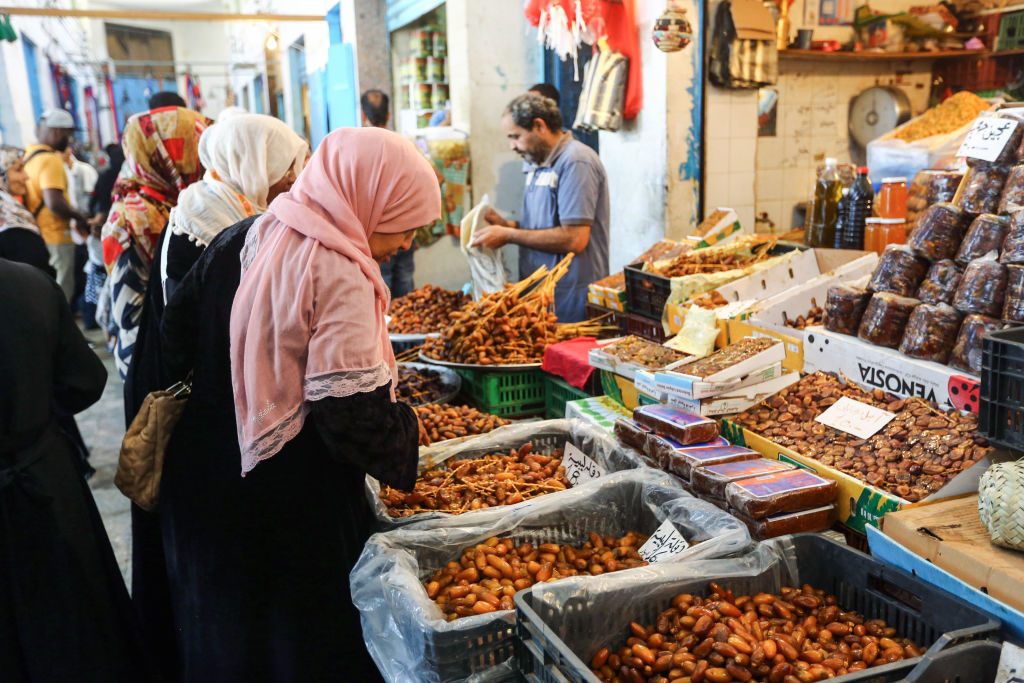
978,460,1024,552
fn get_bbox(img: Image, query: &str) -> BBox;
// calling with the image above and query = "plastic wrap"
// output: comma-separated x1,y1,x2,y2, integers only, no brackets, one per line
613,418,652,454
824,284,871,335
632,405,720,445
898,303,963,363
644,434,729,471
970,118,1024,168
690,458,795,498
916,260,963,305
953,254,1007,317
908,202,969,261
1000,164,1024,213
366,419,644,530
868,245,929,296
662,445,760,481
949,314,1003,374
907,170,964,229
1004,265,1024,323
737,505,835,539
858,292,921,348
351,469,751,683
724,469,838,519
957,165,1011,215
955,214,1009,267
1000,212,1024,264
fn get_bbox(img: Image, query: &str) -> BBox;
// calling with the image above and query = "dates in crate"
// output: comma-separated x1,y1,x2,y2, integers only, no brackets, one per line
858,293,920,349
898,303,963,363
957,165,1010,216
868,245,928,297
915,260,962,306
953,255,1007,318
908,202,969,262
949,314,1003,375
956,214,1009,267
824,284,870,335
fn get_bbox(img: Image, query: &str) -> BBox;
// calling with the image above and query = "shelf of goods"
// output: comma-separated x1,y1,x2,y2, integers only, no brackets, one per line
779,48,989,61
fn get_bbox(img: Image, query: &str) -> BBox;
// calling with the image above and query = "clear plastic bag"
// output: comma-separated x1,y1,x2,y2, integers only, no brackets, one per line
956,214,1009,267
868,244,929,296
1004,264,1024,323
908,202,969,262
858,292,920,348
824,284,871,335
956,165,1010,215
724,469,838,520
916,260,963,305
351,469,751,683
949,314,1003,374
898,303,963,363
953,254,1007,317
907,171,964,232
1000,212,1024,265
999,164,1024,214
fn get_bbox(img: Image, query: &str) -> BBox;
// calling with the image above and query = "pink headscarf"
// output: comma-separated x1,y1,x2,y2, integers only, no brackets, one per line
229,127,441,474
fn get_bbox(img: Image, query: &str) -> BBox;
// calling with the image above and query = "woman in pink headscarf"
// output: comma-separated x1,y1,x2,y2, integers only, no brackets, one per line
157,127,439,681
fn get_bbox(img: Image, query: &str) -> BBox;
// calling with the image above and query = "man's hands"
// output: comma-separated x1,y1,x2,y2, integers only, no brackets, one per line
470,225,514,249
483,208,513,228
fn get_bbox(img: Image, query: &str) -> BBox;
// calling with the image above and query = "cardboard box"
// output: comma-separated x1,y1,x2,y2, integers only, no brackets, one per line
600,370,643,410
588,340,685,382
881,495,1024,613
634,370,667,402
802,328,981,414
565,395,632,434
668,371,800,417
656,341,786,399
685,208,743,249
727,320,805,372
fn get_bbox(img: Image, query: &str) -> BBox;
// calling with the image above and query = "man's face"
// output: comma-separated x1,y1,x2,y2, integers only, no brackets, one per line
502,114,552,165
45,127,72,152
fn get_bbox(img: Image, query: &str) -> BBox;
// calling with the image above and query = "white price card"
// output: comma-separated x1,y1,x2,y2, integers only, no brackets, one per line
996,641,1024,683
638,519,691,563
958,117,1019,163
560,442,605,487
815,396,896,440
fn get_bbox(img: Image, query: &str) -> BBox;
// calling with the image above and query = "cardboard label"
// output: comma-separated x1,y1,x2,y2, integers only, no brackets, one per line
958,117,1019,162
996,642,1024,683
815,397,896,439
561,442,605,487
637,519,691,563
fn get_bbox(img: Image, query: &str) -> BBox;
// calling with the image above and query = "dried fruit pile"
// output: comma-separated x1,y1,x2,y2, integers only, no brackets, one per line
389,284,470,334
651,238,776,279
397,365,450,405
891,91,989,143
604,335,687,369
426,532,649,620
782,299,823,330
414,403,509,446
676,338,777,379
379,443,568,517
591,582,922,682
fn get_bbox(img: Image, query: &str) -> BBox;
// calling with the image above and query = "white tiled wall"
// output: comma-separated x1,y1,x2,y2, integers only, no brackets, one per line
704,87,758,232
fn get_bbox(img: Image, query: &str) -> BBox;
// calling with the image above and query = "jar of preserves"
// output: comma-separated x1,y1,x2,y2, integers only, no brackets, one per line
864,217,908,254
875,177,908,219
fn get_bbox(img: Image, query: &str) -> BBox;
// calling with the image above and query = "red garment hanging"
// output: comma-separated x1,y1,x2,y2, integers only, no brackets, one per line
599,0,642,120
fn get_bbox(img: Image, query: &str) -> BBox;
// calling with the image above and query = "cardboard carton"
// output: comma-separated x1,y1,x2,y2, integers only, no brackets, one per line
668,371,800,417
657,342,786,399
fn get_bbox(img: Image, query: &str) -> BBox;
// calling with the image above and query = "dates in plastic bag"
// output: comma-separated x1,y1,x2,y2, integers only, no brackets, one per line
724,468,838,519
908,202,969,261
916,260,963,305
907,170,964,229
953,255,1007,317
858,293,920,348
956,214,1009,267
737,505,835,539
868,245,929,296
1004,265,1024,323
949,314,1002,374
824,284,871,335
957,165,1010,215
1000,164,1024,214
632,405,720,445
1001,212,1024,265
898,303,963,363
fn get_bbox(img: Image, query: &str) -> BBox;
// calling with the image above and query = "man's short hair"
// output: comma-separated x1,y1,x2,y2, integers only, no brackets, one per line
360,89,390,128
505,93,562,133
528,83,560,106
148,91,187,110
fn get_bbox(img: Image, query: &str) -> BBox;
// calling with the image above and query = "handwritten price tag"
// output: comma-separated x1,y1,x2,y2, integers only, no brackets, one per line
958,117,1019,163
995,641,1024,683
638,519,691,563
561,442,605,487
815,396,896,440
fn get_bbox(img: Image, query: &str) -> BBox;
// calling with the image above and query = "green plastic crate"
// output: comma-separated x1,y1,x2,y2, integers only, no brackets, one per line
543,375,591,419
999,11,1024,51
454,368,546,418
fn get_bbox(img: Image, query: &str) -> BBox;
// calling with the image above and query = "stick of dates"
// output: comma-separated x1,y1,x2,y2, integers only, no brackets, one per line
379,442,568,517
591,582,922,682
782,298,824,330
426,532,649,620
388,284,470,334
414,403,510,446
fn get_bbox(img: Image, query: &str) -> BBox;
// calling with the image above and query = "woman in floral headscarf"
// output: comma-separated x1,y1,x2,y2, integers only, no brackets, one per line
101,106,210,382
0,145,54,275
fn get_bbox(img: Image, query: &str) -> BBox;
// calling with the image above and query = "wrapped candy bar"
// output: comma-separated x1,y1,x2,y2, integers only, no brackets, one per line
824,284,871,335
724,469,838,519
632,404,720,445
957,165,1010,215
1005,265,1024,323
690,458,795,498
898,303,963,363
858,293,920,348
868,245,929,296
956,214,1009,267
1000,164,1024,214
613,417,652,453
645,434,729,470
662,444,759,480
736,505,835,539
953,254,1007,317
916,260,962,305
949,314,1003,374
1001,212,1024,265
908,203,969,262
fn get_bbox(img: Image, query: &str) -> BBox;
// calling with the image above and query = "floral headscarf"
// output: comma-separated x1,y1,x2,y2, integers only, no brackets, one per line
0,145,39,235
101,106,211,270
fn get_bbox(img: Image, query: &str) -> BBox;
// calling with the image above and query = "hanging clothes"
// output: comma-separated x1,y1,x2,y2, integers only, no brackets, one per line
599,0,643,120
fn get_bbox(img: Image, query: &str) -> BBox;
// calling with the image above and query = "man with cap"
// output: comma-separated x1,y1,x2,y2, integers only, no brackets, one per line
23,109,91,301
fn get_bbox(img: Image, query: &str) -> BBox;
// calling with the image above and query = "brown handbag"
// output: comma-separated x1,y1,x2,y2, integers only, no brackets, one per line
114,380,190,511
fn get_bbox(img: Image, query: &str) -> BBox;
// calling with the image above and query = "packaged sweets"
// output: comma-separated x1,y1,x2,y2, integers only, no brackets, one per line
613,418,652,453
632,404,720,445
953,255,1007,317
724,469,838,519
663,445,759,480
956,214,1009,267
736,505,835,539
690,458,795,498
858,293,920,348
824,284,871,335
907,170,963,229
645,434,730,470
1005,265,1024,323
898,303,963,363
908,203,969,261
1001,212,1024,264
916,260,963,305
957,165,1010,215
1000,164,1024,214
868,244,929,296
949,314,1003,374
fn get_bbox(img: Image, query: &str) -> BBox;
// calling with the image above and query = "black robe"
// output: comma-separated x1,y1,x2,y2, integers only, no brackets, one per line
0,227,55,278
0,258,148,682
158,218,418,681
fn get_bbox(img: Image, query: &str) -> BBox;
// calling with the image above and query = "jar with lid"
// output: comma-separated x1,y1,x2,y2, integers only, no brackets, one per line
864,217,907,254
875,177,907,219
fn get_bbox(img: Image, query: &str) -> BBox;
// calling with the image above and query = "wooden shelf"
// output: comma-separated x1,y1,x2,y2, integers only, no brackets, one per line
779,48,989,61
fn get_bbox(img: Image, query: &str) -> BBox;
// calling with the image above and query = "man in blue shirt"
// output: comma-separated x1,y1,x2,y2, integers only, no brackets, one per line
471,93,609,322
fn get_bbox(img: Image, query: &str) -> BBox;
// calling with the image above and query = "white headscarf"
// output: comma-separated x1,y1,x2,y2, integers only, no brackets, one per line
167,113,308,247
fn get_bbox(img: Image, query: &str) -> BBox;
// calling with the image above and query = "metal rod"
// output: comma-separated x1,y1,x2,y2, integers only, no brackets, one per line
0,6,323,22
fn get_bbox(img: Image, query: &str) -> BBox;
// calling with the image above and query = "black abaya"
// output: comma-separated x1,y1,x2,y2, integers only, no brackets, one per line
158,218,418,681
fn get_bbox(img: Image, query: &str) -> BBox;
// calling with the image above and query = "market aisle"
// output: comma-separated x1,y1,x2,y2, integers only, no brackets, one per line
78,326,132,588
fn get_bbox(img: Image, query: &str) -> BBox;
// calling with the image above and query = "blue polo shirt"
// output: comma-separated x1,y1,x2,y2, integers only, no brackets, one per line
519,134,610,323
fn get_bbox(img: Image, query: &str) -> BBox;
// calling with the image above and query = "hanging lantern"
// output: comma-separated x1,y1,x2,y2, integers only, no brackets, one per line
652,1,693,52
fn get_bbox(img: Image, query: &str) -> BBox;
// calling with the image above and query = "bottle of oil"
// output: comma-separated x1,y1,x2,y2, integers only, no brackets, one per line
807,158,842,248
836,166,873,249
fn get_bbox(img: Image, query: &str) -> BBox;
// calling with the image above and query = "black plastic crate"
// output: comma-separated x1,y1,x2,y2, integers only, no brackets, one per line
904,640,1003,682
979,326,1024,450
624,312,669,343
624,262,672,321
515,534,1000,683
584,302,628,338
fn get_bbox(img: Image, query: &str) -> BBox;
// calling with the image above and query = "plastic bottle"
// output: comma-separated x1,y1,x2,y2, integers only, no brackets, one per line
836,166,873,249
807,158,843,248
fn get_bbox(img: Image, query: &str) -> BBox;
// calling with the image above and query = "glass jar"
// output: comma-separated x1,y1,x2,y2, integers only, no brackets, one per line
875,177,908,219
864,217,908,254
